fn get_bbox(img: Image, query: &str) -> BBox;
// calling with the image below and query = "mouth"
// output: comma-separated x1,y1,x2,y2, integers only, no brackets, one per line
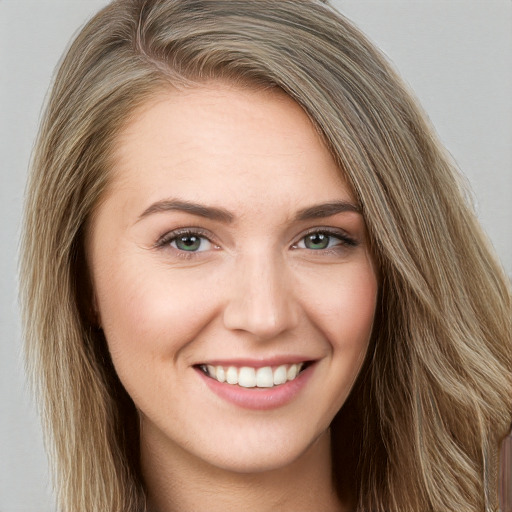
196,362,312,389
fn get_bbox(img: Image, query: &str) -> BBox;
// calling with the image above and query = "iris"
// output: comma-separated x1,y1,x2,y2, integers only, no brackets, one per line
304,233,331,250
175,235,202,251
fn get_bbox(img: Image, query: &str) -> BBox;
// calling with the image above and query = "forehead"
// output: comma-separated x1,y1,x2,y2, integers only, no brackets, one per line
106,83,354,218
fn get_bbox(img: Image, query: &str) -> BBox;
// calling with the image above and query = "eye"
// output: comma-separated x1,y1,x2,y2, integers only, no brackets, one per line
171,234,212,252
302,232,335,250
156,229,215,253
294,229,357,251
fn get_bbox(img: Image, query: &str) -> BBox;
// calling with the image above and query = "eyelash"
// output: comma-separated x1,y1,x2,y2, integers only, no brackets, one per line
155,228,216,259
295,227,358,253
154,227,358,258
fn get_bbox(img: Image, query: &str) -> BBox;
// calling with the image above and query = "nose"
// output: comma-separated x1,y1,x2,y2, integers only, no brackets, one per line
222,251,300,340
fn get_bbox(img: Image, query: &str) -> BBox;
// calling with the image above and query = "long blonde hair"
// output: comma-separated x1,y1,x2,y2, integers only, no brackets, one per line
20,1,511,510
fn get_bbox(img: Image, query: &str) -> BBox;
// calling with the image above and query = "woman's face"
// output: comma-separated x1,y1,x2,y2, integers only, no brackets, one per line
87,83,378,473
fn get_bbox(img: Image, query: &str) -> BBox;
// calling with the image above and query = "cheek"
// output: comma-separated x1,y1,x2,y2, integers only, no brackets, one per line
93,257,220,373
300,261,378,352
290,258,377,426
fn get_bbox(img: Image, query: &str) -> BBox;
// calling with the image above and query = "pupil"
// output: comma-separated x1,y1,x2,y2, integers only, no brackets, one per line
306,233,329,249
177,236,200,251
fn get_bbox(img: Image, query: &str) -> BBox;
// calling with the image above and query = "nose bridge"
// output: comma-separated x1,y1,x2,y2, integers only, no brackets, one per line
222,248,298,339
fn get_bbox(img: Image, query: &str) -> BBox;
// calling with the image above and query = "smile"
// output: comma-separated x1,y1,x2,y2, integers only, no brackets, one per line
198,363,307,388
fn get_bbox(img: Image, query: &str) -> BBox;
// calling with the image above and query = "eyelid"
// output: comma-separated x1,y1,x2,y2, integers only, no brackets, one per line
292,226,358,249
154,227,217,249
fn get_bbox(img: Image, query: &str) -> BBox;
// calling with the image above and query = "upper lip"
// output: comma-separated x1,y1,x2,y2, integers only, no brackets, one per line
194,356,316,368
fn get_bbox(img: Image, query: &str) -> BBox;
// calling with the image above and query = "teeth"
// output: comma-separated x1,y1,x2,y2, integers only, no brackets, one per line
216,365,225,383
238,367,256,388
287,364,299,380
256,367,274,388
273,365,287,385
226,366,238,385
201,363,305,388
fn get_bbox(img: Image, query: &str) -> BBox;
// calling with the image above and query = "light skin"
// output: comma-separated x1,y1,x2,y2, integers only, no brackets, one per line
87,82,378,512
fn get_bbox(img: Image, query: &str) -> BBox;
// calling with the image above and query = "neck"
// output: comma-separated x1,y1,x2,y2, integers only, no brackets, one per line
141,427,349,512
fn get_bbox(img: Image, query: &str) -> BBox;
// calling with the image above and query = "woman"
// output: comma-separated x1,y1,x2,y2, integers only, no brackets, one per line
20,0,511,511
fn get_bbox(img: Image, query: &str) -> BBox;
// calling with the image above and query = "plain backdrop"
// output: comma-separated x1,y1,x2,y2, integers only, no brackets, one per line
1,1,511,511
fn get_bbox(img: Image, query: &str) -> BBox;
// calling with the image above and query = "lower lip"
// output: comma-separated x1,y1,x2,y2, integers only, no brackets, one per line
196,364,314,411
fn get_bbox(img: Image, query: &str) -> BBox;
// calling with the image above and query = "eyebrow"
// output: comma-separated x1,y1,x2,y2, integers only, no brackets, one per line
294,200,361,221
137,198,360,223
138,199,235,223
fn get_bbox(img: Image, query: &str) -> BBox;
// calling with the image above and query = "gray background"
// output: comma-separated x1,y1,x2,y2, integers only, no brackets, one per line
1,1,511,511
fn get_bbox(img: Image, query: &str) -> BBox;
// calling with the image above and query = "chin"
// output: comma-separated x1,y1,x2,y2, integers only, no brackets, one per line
192,424,329,475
